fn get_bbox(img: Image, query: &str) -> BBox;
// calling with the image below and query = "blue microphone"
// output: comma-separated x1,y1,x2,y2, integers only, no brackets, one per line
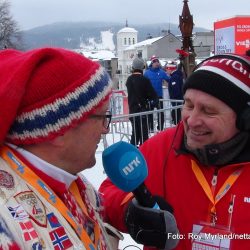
102,141,159,209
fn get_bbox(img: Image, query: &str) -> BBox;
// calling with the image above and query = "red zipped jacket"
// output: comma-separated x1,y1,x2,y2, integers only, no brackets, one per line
99,123,250,249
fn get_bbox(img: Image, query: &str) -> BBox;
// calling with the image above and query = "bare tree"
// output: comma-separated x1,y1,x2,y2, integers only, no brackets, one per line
0,0,22,49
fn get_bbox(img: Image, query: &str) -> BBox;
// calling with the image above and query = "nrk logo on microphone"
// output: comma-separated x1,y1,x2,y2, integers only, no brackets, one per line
122,155,141,176
102,141,148,192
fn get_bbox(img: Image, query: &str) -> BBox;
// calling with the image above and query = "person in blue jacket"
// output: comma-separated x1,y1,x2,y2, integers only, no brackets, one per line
165,62,184,125
144,56,170,130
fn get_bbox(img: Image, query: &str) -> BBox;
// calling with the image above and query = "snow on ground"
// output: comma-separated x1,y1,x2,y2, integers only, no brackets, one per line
83,141,143,250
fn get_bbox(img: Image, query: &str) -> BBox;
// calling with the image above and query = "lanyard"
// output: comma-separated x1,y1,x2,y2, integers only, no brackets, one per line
69,181,89,216
0,146,99,250
191,160,242,224
69,181,101,247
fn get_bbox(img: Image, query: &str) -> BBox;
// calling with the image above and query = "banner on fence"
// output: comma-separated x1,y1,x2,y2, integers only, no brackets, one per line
111,90,129,116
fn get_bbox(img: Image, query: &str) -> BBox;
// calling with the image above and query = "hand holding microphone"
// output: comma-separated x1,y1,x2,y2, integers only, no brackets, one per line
102,141,179,249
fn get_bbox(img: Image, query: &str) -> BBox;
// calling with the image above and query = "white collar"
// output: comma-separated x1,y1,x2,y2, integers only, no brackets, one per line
6,143,77,189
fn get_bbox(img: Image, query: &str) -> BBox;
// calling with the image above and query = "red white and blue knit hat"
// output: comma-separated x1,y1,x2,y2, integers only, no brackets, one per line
0,47,113,145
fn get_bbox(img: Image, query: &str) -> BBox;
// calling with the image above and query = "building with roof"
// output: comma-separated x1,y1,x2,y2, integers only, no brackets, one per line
192,31,214,58
117,29,182,89
116,23,138,88
74,49,119,88
74,23,214,91
125,31,182,62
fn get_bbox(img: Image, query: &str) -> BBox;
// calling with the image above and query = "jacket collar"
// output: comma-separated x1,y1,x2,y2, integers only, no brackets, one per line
173,122,250,166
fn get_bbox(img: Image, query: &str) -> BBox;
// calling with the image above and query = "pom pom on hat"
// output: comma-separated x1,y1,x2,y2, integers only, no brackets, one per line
183,52,250,116
132,57,145,70
0,47,113,145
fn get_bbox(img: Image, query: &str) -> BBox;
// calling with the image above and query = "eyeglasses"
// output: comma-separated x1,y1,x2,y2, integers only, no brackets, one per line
89,110,112,129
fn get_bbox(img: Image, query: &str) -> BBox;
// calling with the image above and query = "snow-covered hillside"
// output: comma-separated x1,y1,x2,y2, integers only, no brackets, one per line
79,30,115,51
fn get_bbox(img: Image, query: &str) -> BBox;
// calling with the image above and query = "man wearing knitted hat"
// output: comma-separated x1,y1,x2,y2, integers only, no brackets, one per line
126,57,158,146
144,55,170,131
0,47,122,249
99,51,250,249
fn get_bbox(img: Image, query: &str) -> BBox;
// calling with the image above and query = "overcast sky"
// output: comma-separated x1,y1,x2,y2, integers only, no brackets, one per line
10,0,250,31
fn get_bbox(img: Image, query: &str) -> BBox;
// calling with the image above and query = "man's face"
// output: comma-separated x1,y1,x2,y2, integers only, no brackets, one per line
151,59,160,69
60,100,110,174
182,89,239,150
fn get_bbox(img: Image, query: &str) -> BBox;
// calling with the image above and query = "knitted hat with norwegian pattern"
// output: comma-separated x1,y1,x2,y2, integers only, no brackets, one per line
0,47,113,145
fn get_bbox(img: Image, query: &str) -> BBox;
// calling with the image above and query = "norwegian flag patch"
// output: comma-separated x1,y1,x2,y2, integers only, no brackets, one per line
49,227,73,250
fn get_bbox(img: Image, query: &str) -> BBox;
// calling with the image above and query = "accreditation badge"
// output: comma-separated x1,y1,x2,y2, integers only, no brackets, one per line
15,191,47,227
191,224,231,250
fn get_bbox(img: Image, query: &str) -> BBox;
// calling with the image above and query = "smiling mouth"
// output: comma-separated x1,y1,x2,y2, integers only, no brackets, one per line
189,130,211,138
191,129,210,135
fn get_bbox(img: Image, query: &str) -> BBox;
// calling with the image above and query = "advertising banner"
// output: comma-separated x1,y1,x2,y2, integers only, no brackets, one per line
215,26,235,54
214,16,250,54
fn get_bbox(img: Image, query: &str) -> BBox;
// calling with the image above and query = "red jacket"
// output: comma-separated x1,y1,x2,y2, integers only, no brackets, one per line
99,123,250,249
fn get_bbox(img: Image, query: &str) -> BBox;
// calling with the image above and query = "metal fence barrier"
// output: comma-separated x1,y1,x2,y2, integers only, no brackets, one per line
101,98,184,149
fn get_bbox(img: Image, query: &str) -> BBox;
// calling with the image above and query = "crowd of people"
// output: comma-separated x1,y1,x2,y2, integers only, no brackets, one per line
0,45,249,250
126,55,184,147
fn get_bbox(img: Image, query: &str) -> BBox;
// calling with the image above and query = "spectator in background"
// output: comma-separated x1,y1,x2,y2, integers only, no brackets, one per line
165,61,184,125
144,55,170,130
0,47,122,249
126,58,158,146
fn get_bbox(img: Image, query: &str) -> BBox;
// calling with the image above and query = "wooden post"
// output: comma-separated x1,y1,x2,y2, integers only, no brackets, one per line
179,0,196,77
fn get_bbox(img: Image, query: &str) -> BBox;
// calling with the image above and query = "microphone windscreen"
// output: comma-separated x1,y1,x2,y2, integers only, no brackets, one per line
102,141,148,192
